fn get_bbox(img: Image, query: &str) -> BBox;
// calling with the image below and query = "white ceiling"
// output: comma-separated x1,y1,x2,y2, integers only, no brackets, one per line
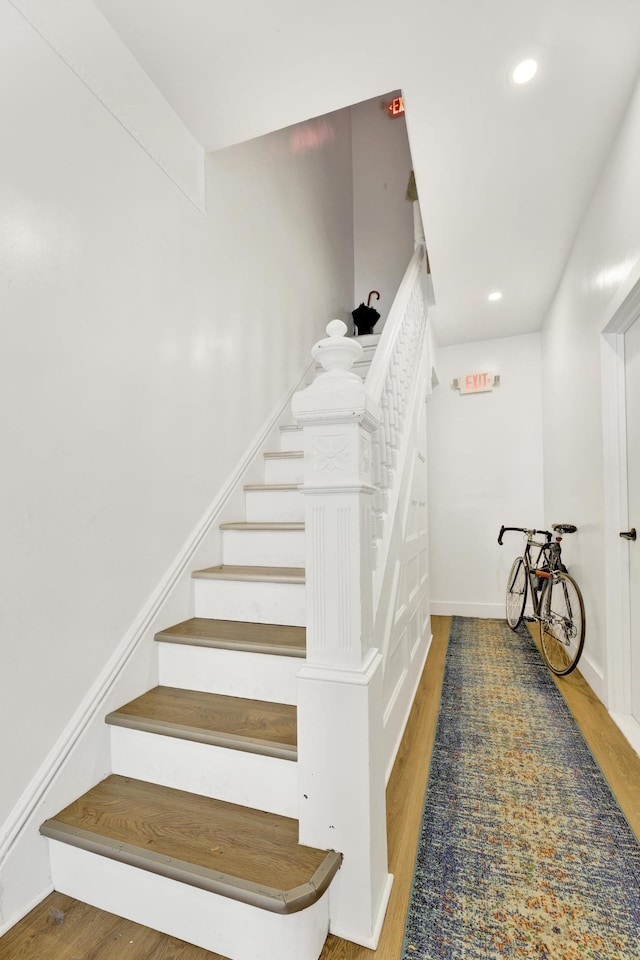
93,0,640,346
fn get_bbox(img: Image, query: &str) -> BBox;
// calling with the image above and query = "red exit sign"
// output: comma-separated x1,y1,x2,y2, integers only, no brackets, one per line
387,96,405,117
454,372,499,394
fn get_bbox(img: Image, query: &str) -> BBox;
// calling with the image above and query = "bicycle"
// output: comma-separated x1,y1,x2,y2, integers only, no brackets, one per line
498,524,585,676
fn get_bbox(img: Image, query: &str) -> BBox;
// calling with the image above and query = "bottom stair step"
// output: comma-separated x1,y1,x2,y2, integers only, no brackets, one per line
40,776,342,960
41,775,339,911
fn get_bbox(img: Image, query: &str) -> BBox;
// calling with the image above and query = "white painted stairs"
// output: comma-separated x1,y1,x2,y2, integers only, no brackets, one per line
39,337,382,960
39,422,338,960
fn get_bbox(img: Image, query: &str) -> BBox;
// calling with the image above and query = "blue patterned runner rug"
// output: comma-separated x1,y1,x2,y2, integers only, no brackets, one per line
401,616,640,959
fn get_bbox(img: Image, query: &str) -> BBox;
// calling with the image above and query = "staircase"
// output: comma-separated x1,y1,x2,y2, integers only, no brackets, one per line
37,216,432,960
39,344,381,960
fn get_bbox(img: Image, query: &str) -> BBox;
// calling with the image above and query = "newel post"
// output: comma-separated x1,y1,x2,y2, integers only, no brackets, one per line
292,320,392,947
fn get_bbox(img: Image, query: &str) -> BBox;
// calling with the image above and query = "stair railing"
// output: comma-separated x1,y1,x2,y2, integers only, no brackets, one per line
364,222,432,781
365,241,430,596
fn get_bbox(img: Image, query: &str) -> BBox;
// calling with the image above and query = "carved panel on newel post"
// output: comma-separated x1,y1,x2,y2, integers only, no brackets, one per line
292,320,382,671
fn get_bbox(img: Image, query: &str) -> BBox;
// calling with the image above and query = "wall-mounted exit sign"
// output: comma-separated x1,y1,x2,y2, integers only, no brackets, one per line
387,96,405,117
453,372,500,395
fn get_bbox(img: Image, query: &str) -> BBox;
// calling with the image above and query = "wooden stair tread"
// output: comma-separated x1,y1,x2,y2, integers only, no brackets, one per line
41,776,341,915
219,521,304,531
243,483,299,491
155,618,306,657
192,565,304,583
106,687,297,760
263,450,303,459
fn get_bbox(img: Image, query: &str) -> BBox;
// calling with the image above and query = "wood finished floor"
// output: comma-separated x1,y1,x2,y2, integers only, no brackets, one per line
3,615,640,960
525,621,640,841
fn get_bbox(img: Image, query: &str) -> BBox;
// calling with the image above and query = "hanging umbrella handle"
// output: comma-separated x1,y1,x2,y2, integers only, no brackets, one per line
367,290,380,307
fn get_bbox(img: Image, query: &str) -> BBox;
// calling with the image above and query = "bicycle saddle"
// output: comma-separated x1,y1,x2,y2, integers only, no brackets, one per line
552,523,577,534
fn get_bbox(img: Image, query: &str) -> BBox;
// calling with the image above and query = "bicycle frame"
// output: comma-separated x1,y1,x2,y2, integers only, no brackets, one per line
500,526,562,622
519,550,547,620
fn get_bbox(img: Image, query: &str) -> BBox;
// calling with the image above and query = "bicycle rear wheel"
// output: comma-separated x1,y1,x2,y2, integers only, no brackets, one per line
538,572,585,675
506,557,527,629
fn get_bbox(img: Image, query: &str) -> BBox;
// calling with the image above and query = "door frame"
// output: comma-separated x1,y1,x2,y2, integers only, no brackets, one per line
601,264,640,753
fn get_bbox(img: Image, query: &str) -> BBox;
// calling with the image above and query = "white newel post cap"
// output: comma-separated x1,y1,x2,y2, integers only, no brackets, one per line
293,320,381,428
312,319,362,380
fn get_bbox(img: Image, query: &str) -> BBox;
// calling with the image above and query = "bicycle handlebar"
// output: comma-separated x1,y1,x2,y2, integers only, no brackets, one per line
498,523,578,545
498,525,552,546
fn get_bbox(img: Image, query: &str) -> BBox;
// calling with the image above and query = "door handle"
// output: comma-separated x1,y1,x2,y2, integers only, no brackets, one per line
619,528,637,541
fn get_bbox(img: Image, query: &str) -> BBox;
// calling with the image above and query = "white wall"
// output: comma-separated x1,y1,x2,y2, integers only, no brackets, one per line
0,4,354,928
428,334,544,617
351,94,415,332
206,109,355,368
541,71,640,702
8,0,205,209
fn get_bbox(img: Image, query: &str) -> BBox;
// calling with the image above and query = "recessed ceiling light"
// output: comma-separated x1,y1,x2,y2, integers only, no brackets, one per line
488,291,502,302
512,59,538,85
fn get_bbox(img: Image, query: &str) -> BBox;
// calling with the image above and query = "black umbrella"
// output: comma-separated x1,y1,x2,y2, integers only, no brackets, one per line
351,290,381,336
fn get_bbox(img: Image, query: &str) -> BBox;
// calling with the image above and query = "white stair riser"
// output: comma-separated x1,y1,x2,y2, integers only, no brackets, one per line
279,428,303,452
264,457,304,484
47,841,331,960
158,643,300,704
110,727,298,818
194,578,305,626
245,488,304,522
223,529,305,566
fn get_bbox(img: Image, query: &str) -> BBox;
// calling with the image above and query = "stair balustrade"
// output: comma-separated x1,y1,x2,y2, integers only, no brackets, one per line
366,243,430,587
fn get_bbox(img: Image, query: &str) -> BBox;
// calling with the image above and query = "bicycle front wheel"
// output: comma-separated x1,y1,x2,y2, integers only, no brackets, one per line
538,572,585,675
506,557,527,629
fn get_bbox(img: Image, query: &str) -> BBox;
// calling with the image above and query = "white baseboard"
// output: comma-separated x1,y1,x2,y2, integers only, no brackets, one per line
329,872,394,949
575,651,606,704
609,711,640,759
0,884,52,937
430,600,504,619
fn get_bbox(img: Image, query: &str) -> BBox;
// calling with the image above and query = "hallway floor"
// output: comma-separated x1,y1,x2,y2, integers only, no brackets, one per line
2,616,639,960
325,614,640,959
